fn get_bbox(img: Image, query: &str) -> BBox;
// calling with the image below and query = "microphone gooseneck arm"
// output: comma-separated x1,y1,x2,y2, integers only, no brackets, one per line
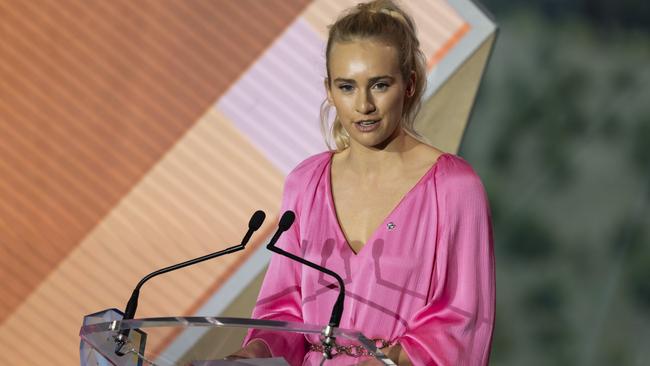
114,210,266,355
265,245,346,326
122,242,248,320
266,211,346,361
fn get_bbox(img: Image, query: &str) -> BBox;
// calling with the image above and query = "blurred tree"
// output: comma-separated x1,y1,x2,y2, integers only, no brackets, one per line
482,0,650,31
460,5,650,365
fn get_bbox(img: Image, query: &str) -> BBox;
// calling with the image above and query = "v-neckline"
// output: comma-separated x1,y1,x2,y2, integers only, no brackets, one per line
325,151,449,256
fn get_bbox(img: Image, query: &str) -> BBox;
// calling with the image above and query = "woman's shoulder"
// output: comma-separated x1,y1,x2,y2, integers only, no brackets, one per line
436,152,477,177
407,142,483,193
434,152,488,198
288,151,331,176
411,143,478,181
283,151,332,187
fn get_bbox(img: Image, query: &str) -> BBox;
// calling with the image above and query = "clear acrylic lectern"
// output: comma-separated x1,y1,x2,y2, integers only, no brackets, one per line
80,309,395,365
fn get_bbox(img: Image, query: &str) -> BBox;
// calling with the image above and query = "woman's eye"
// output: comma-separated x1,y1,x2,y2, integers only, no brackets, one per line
373,82,389,91
338,84,353,92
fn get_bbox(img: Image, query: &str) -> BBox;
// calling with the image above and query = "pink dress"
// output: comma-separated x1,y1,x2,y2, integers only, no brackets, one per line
244,152,495,365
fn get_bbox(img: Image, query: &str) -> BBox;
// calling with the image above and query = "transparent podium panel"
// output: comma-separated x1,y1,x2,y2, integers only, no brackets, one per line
80,309,395,366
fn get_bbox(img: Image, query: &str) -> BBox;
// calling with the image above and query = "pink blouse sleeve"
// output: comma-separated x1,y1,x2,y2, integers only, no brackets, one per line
242,171,308,365
398,159,496,365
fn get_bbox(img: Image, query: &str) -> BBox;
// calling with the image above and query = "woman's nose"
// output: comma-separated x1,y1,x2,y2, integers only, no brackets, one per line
355,90,376,114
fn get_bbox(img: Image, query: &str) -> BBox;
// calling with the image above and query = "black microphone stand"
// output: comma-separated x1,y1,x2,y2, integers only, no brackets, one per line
114,210,266,356
265,211,346,363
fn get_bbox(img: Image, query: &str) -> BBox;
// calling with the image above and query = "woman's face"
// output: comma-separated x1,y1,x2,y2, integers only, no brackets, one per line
326,39,409,149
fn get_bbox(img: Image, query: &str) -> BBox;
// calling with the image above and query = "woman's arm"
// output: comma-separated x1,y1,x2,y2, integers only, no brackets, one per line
386,344,412,365
397,158,496,365
356,343,411,365
226,339,272,360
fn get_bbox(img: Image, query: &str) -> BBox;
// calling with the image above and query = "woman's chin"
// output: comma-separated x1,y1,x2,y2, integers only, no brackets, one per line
352,130,404,150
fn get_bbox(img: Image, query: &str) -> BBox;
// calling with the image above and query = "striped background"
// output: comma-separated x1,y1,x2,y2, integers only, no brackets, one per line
0,1,484,364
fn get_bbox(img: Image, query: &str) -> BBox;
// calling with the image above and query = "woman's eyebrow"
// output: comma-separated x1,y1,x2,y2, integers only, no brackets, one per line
333,75,395,84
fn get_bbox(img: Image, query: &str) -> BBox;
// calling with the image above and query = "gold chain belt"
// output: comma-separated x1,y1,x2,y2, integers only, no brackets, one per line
308,338,394,358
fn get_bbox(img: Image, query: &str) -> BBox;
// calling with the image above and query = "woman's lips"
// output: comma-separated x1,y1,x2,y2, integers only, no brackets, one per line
354,119,381,133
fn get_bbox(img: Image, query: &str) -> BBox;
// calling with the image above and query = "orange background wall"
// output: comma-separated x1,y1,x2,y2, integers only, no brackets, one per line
0,1,474,364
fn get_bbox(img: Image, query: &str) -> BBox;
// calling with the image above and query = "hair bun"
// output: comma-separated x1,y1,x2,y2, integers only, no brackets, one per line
356,1,410,27
372,8,408,24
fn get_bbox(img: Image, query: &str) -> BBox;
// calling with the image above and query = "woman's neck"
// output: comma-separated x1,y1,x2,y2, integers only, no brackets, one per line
341,129,420,177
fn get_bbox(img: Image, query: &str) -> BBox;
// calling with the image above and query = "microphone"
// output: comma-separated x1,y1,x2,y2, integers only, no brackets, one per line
265,210,346,360
114,210,266,355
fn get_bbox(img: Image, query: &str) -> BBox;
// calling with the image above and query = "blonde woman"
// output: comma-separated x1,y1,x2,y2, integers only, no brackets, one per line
233,1,495,364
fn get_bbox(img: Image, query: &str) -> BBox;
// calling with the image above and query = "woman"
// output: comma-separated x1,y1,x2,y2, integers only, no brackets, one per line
233,1,495,364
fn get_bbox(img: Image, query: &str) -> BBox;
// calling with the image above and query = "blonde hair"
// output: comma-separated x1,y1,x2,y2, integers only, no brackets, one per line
320,0,427,151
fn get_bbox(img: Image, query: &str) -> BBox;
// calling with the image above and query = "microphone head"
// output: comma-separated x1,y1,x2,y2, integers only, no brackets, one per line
278,210,295,231
249,210,266,231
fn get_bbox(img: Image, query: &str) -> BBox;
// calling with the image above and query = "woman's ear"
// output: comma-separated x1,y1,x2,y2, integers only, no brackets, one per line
406,71,416,98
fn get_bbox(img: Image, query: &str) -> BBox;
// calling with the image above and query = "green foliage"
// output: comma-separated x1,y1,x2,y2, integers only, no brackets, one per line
501,213,556,261
460,8,650,365
631,117,650,174
482,0,650,32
